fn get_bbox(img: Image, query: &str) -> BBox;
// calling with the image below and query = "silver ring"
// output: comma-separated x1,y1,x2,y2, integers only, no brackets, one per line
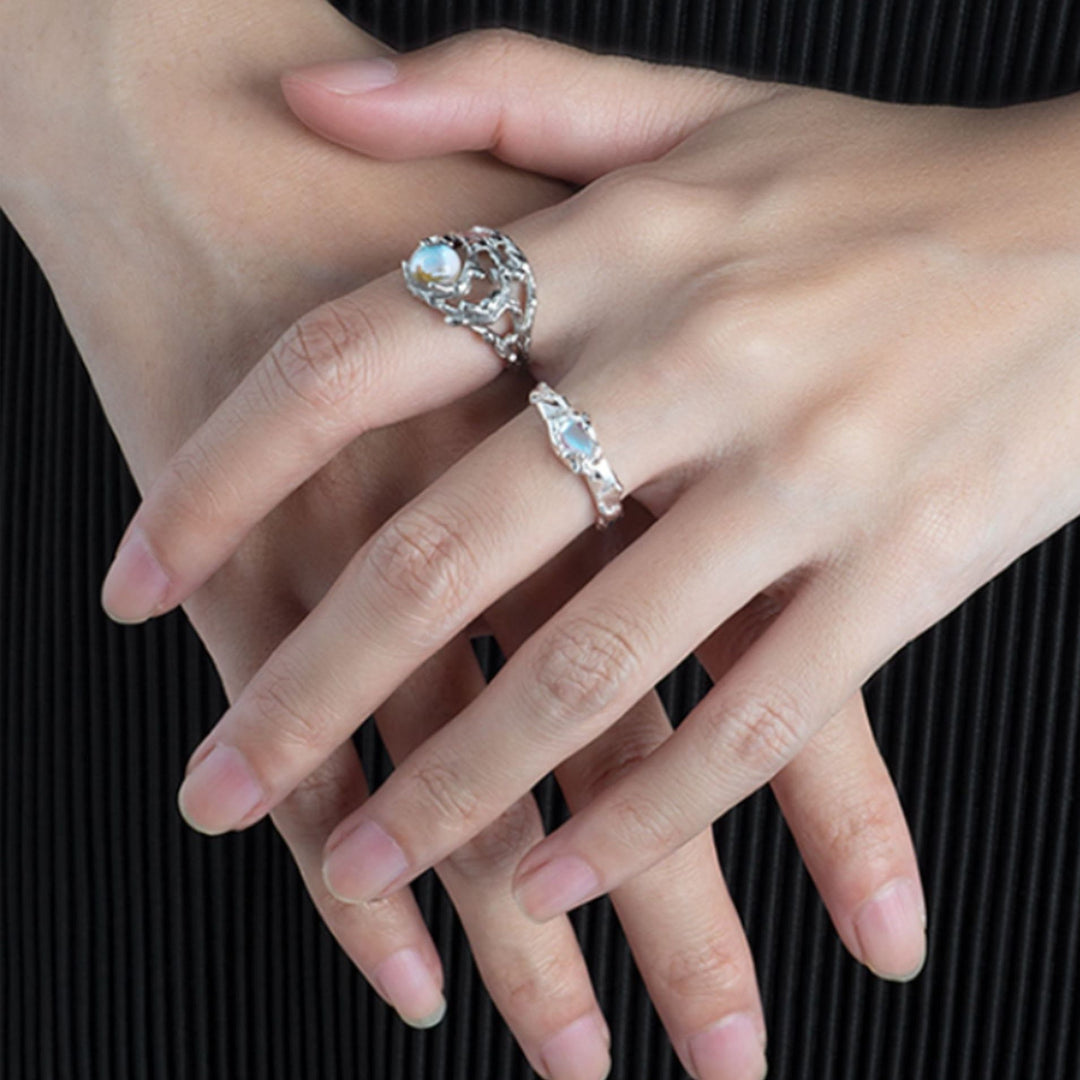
529,381,625,529
402,225,536,368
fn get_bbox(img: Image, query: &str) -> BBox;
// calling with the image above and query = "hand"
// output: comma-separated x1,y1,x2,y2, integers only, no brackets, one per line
3,9,926,1076
96,24,966,961
261,36,1079,932
54,20,935,1074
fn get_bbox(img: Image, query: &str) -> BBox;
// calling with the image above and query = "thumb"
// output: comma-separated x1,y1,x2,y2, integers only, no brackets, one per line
280,29,785,184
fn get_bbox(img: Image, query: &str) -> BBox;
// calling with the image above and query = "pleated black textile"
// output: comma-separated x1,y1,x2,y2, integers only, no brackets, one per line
4,2,1080,1078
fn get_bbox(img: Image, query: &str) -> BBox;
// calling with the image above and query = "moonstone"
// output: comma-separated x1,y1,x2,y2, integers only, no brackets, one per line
558,420,596,459
407,242,462,284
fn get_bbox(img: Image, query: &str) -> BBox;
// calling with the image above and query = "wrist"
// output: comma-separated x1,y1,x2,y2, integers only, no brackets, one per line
0,0,382,197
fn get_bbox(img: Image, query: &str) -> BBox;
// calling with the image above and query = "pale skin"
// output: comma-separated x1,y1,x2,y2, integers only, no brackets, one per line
101,18,1080,1037
108,14,1080,931
1,6,937,1079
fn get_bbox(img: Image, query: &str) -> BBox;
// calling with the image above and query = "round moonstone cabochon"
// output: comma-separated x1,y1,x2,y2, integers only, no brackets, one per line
408,242,462,285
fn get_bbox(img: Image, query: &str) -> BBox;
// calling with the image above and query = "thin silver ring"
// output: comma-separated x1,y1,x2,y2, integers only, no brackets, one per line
529,381,625,529
401,225,536,368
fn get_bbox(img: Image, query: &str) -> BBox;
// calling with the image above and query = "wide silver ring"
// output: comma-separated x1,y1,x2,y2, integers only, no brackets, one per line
529,381,625,529
401,225,536,369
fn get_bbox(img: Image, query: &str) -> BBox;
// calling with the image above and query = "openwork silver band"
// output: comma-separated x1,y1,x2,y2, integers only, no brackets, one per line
401,225,536,368
529,381,625,529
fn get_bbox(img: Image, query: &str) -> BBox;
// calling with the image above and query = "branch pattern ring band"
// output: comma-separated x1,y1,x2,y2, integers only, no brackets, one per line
530,381,625,529
402,225,536,368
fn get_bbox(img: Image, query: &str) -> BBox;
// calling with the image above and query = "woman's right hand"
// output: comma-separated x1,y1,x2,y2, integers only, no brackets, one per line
2,4,923,1077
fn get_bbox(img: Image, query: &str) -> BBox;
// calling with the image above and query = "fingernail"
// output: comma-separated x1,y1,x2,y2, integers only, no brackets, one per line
323,819,410,903
853,876,927,981
514,855,600,922
287,57,398,95
371,948,446,1029
688,1013,767,1080
177,743,266,835
101,524,170,624
539,1013,611,1080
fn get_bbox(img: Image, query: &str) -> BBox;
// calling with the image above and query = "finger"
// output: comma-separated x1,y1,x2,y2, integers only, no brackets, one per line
770,696,927,981
270,739,449,1028
171,369,691,836
98,203,588,626
507,543,935,923
693,592,928,981
201,589,449,1029
281,28,785,184
488,520,769,1080
315,464,812,905
558,696,770,1080
376,638,613,1080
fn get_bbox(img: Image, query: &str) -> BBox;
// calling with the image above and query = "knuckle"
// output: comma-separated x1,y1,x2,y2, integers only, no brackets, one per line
772,401,896,520
817,790,903,871
364,503,478,642
411,756,483,835
574,168,704,258
501,948,580,1012
265,296,384,417
530,610,645,727
712,295,794,377
605,788,686,855
656,286,787,412
663,935,746,1001
441,795,538,880
719,682,807,778
245,666,340,753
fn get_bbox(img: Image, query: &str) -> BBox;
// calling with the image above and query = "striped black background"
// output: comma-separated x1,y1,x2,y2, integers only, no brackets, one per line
4,2,1080,1078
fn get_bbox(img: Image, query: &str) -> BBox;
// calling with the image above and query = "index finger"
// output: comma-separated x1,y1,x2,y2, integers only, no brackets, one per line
98,214,576,624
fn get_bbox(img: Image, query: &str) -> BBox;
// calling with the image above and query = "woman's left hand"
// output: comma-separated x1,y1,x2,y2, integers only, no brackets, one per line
102,29,1080,923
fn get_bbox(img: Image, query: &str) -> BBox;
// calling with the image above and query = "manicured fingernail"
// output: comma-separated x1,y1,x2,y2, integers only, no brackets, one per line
688,1013,767,1080
177,743,266,835
539,1013,611,1080
323,819,410,903
514,855,600,922
101,524,170,624
372,948,446,1029
287,57,398,95
853,876,927,981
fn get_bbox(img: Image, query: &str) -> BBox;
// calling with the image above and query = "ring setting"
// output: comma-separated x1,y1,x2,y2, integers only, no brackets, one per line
402,225,536,368
529,381,625,528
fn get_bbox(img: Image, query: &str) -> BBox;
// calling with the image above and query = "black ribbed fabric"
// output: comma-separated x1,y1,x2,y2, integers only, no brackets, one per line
4,2,1080,1078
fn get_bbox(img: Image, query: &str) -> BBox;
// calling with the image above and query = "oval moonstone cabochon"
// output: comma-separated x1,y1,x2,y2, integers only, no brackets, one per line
407,242,463,285
557,419,598,461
